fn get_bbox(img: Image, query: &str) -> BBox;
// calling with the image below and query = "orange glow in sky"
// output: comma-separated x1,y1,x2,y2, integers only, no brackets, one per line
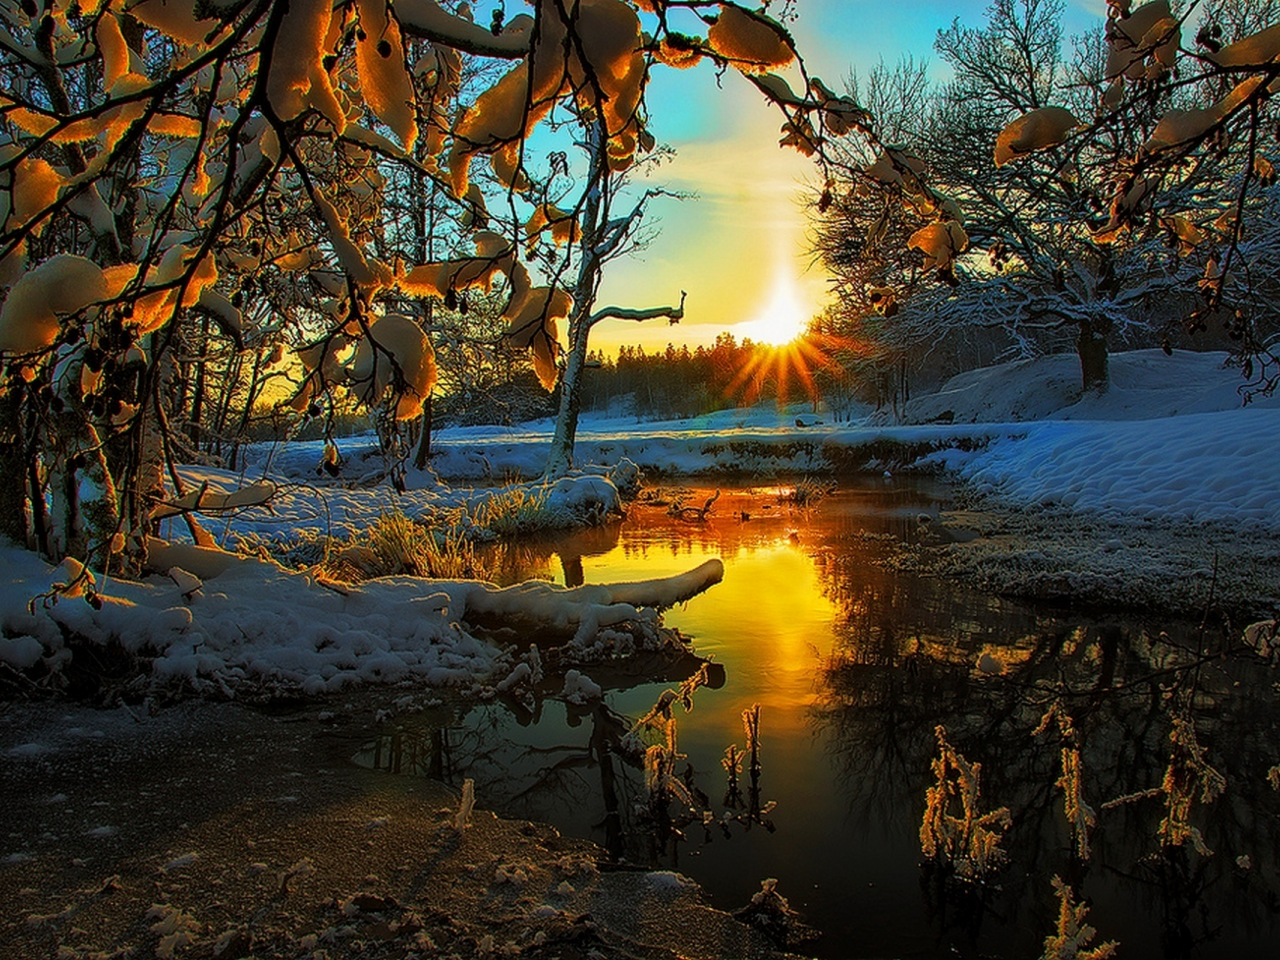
574,0,1104,358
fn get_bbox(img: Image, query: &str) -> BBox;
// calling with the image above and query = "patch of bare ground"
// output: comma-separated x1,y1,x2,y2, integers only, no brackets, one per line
888,497,1280,621
0,694,799,960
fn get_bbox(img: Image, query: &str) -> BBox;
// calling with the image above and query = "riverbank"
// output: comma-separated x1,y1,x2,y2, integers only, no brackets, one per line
0,690,801,960
893,497,1280,620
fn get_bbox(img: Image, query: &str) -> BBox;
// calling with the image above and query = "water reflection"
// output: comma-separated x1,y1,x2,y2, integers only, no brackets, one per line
356,654,776,874
815,535,1280,958
356,482,1280,958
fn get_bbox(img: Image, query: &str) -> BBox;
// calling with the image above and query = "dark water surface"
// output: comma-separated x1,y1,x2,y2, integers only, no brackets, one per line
359,481,1280,959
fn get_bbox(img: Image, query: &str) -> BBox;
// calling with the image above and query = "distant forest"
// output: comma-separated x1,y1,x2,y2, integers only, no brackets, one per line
441,329,883,429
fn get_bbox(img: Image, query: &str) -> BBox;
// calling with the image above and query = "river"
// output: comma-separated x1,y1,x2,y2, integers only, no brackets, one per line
359,480,1280,958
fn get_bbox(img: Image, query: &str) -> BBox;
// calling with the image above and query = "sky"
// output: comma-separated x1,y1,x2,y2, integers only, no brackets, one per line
562,0,1109,355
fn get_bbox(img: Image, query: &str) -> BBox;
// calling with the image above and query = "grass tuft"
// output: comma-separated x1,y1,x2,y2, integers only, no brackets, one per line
471,485,559,538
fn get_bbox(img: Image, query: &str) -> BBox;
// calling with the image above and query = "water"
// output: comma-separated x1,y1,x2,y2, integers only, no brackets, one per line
357,481,1280,958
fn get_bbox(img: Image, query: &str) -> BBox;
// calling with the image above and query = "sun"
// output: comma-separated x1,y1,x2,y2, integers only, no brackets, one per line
733,272,815,347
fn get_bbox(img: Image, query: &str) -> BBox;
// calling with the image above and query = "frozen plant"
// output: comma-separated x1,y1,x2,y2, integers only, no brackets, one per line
919,725,1010,880
471,485,556,538
1101,707,1226,856
732,878,818,949
1158,714,1226,856
1034,702,1096,860
1041,876,1118,960
643,716,694,811
789,477,834,507
313,510,485,581
722,744,744,808
454,778,476,833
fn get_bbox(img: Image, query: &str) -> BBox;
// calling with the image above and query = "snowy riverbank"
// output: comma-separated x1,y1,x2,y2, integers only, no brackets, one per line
251,349,1279,530
2,349,1276,959
4,349,1277,695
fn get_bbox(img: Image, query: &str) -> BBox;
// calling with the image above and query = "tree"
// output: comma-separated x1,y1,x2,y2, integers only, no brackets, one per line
534,117,686,479
2,0,1279,582
0,0,862,573
814,0,1280,394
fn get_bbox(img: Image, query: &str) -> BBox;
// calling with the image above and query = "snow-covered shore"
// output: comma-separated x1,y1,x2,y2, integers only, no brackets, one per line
2,349,1276,696
261,350,1278,530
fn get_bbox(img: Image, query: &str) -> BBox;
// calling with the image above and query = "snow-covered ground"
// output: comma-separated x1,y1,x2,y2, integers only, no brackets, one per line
256,349,1278,529
2,349,1277,696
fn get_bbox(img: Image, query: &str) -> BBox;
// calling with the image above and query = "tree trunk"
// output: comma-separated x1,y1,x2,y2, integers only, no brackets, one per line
48,407,118,563
1077,317,1111,392
413,393,433,470
544,120,608,480
189,316,209,449
414,299,435,471
0,391,28,546
229,346,266,472
545,320,592,478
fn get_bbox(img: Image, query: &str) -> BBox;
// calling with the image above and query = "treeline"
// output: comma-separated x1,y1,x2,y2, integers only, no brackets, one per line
574,332,853,420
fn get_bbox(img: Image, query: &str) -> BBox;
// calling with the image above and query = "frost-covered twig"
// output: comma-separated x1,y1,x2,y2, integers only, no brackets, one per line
1034,702,1096,860
454,778,476,832
920,725,1010,880
1042,876,1117,960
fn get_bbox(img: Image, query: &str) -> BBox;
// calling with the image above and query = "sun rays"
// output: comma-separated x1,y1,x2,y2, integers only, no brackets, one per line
718,270,873,407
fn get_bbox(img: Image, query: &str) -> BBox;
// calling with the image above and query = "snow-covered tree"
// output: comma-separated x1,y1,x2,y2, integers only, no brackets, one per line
0,1,869,571
814,0,1280,393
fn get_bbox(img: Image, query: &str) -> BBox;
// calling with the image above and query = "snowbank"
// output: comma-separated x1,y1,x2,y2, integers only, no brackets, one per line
0,545,722,697
225,350,1280,533
161,463,631,549
893,349,1278,424
926,409,1280,526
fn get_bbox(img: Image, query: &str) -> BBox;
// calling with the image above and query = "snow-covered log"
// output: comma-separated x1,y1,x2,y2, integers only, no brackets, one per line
437,559,725,644
2,540,723,696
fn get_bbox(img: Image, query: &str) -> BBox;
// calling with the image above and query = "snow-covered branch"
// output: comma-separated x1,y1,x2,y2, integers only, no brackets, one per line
588,290,687,328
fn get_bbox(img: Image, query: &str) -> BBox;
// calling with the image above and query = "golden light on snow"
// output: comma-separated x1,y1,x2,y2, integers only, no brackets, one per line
732,269,816,347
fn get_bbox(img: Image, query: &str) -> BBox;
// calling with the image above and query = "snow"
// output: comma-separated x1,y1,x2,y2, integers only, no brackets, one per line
353,0,418,151
0,254,112,354
222,350,1280,537
929,409,1280,525
645,870,698,893
560,668,603,704
0,534,719,696
707,6,795,73
2,348,1276,696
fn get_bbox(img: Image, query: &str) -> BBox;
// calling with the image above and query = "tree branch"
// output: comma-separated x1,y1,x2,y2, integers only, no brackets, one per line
588,290,687,329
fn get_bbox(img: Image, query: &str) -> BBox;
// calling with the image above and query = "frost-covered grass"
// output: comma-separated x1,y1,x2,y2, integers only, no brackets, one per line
889,502,1280,617
787,476,835,507
470,484,557,538
322,511,487,582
